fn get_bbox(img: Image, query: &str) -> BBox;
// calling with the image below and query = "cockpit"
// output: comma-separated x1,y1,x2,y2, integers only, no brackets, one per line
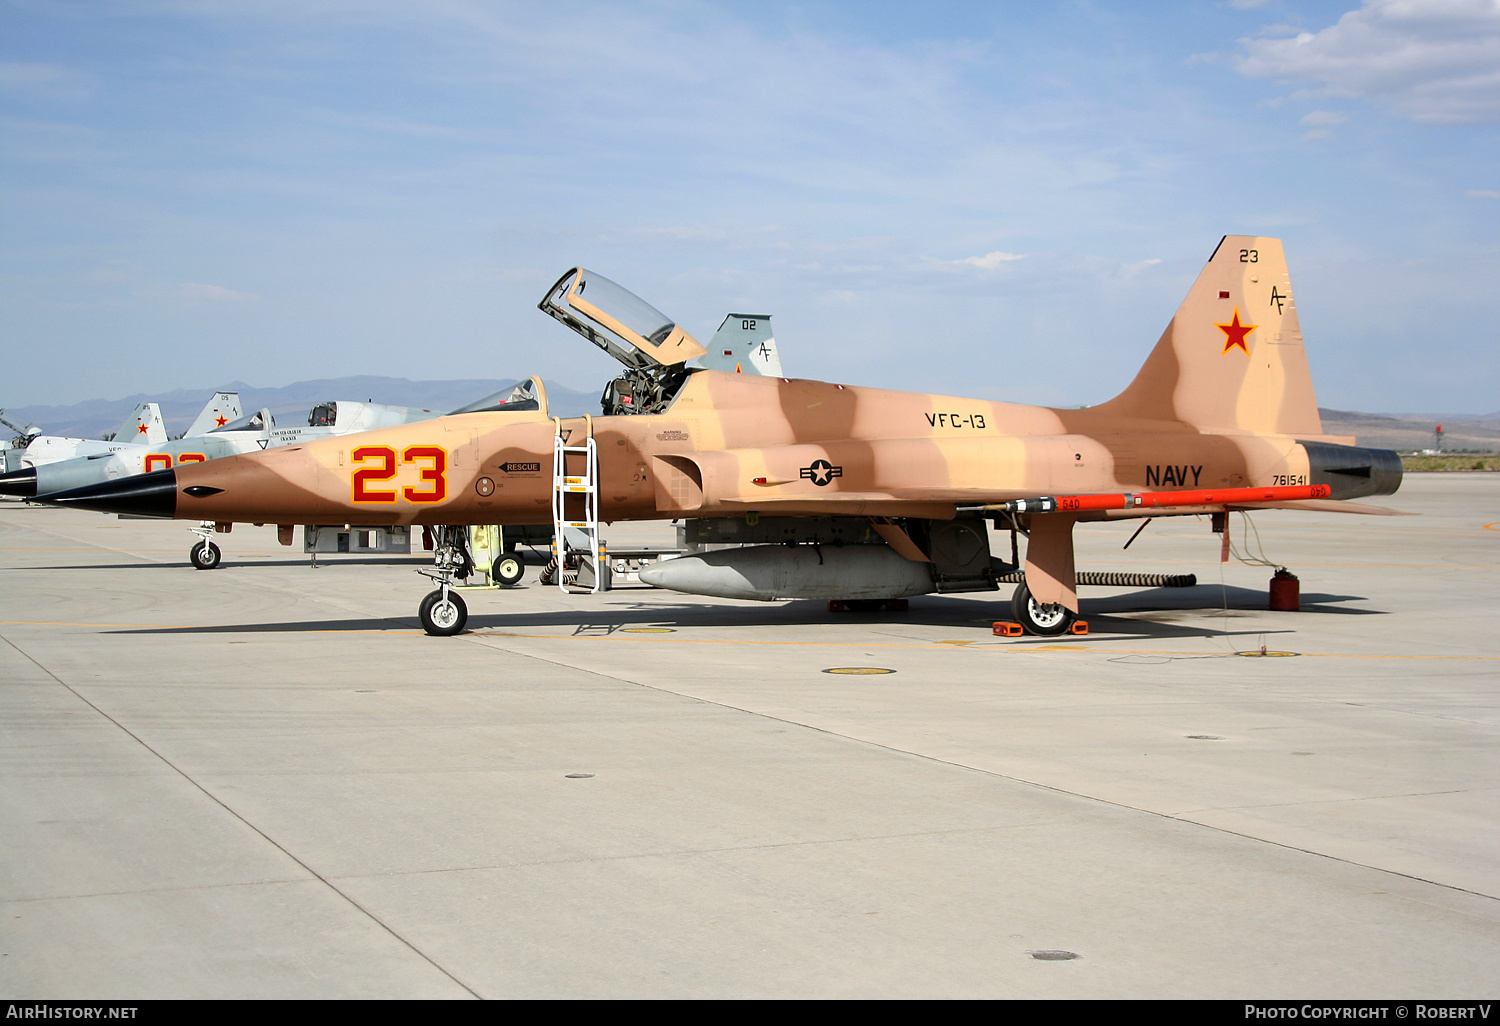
448,377,546,415
210,402,341,434
539,268,708,417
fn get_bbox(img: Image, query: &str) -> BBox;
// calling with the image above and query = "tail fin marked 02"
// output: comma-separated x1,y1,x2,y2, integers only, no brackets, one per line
1097,236,1322,435
700,314,783,376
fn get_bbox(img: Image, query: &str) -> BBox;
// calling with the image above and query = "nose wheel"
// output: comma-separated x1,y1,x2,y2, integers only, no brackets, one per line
1011,583,1076,636
189,540,222,570
419,589,468,636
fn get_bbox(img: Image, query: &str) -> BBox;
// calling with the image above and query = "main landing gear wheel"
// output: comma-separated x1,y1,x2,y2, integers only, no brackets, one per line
494,555,524,587
419,589,468,636
190,541,222,570
1011,583,1076,637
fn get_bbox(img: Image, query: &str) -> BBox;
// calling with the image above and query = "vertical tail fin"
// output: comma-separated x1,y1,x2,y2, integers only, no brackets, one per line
698,313,783,376
185,392,242,437
113,403,167,444
1095,237,1322,434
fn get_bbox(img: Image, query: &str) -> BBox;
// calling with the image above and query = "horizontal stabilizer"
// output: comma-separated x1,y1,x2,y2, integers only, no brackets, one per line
1230,498,1414,516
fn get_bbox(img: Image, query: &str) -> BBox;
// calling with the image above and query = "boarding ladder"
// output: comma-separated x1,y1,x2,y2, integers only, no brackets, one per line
552,417,608,593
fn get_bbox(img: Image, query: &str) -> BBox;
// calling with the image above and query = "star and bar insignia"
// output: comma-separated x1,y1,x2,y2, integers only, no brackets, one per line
800,459,842,486
1216,307,1257,356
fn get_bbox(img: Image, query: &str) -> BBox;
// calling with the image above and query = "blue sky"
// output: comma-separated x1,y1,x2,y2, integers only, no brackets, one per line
3,0,1498,412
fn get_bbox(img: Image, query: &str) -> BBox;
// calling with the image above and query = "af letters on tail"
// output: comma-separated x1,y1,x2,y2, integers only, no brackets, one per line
39,237,1402,636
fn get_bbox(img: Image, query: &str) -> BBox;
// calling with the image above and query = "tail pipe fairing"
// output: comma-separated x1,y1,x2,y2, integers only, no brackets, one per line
1300,442,1403,500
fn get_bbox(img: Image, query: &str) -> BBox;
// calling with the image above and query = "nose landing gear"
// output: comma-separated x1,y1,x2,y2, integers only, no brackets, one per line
416,525,474,636
188,521,223,569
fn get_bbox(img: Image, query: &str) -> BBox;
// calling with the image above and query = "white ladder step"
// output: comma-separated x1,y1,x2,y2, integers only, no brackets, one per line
552,426,605,594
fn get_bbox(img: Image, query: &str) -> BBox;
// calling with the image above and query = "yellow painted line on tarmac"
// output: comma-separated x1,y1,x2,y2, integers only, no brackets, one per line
3,619,1494,661
0,619,405,635
1078,559,1499,569
0,546,272,557
1264,562,1499,568
0,546,193,552
483,631,1500,661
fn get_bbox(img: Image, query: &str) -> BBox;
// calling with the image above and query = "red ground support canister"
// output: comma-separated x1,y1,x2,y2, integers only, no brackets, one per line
1269,569,1300,611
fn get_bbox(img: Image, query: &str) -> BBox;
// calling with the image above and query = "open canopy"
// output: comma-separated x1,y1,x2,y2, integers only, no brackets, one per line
539,268,707,370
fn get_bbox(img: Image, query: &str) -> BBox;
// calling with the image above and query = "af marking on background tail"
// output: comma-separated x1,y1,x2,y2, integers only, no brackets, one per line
699,314,783,376
185,392,242,437
1095,236,1323,435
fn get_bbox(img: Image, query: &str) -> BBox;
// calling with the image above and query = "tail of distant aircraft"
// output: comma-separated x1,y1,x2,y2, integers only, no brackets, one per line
1093,236,1323,436
699,314,783,376
112,403,167,445
185,392,242,437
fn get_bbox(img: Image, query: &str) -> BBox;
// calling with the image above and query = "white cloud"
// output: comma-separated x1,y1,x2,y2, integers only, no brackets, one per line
1236,0,1500,124
177,283,260,302
1466,188,1500,197
1300,108,1349,139
945,251,1027,270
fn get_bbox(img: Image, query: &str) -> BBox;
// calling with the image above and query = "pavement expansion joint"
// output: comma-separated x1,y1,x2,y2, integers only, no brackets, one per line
3,876,321,905
0,631,482,998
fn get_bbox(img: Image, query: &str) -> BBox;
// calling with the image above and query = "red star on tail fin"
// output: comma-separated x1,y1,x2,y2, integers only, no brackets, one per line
1215,307,1256,355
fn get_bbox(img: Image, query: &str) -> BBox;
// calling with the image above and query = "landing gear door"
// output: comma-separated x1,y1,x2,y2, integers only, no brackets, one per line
539,268,708,370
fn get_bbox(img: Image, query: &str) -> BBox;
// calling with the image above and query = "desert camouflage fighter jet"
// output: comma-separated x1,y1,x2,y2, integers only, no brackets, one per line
38,237,1402,636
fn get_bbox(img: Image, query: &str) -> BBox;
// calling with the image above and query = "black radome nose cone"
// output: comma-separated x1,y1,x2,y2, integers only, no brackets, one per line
0,467,38,498
35,468,179,518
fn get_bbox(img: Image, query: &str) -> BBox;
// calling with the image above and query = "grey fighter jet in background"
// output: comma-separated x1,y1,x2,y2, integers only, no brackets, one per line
6,395,448,567
16,402,171,469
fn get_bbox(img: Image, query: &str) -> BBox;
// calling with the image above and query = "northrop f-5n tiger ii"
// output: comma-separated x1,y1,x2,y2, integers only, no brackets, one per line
39,237,1403,636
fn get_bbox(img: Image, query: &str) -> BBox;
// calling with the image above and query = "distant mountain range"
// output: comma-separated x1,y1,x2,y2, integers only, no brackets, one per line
1318,409,1500,452
3,378,1496,452
2,376,601,440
